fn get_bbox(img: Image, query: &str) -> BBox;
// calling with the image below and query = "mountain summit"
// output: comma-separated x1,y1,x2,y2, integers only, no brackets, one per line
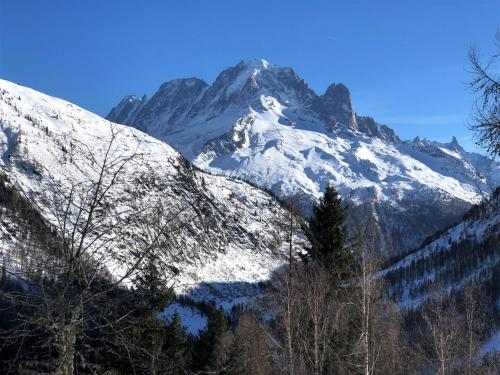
107,59,499,256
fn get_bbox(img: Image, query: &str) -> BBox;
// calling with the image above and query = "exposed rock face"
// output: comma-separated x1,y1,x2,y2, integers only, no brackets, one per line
133,78,208,136
356,115,400,142
107,94,147,125
313,83,357,130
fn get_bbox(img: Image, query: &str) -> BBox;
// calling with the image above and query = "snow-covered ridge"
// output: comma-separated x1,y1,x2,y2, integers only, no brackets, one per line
0,78,304,304
107,59,499,256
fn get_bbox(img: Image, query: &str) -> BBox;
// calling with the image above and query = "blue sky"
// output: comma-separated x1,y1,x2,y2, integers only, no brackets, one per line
1,0,498,152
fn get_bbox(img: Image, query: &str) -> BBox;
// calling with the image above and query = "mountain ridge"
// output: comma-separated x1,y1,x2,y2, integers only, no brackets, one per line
107,59,499,256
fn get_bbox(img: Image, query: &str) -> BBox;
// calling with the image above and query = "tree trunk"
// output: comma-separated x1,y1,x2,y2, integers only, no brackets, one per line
149,331,157,375
362,251,370,375
54,322,77,375
287,212,294,375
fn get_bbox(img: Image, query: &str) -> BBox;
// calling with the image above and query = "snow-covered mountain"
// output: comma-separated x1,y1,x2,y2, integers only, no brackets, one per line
382,191,499,309
107,58,500,256
0,79,304,306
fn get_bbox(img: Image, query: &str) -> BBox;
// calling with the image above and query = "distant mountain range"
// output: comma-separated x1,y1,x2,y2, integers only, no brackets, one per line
107,58,500,256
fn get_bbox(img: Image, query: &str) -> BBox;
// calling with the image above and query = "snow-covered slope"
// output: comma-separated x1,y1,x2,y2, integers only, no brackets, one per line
382,192,499,308
108,58,499,256
0,79,304,305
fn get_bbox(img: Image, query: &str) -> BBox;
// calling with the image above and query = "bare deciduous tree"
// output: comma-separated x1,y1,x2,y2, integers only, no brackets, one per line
421,292,462,375
271,197,306,375
468,36,500,158
230,312,274,375
346,213,384,375
464,282,482,375
0,125,186,374
296,266,337,375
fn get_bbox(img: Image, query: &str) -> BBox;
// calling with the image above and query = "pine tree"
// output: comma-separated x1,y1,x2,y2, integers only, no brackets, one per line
163,312,189,374
132,251,174,375
308,183,351,281
195,308,230,373
208,308,230,372
135,251,173,314
230,313,273,375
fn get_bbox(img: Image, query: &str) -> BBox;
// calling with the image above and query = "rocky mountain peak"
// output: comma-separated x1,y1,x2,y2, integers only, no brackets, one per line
158,77,208,91
238,57,271,71
106,94,147,126
448,136,463,151
212,59,313,103
131,77,208,134
323,83,352,111
311,82,356,129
